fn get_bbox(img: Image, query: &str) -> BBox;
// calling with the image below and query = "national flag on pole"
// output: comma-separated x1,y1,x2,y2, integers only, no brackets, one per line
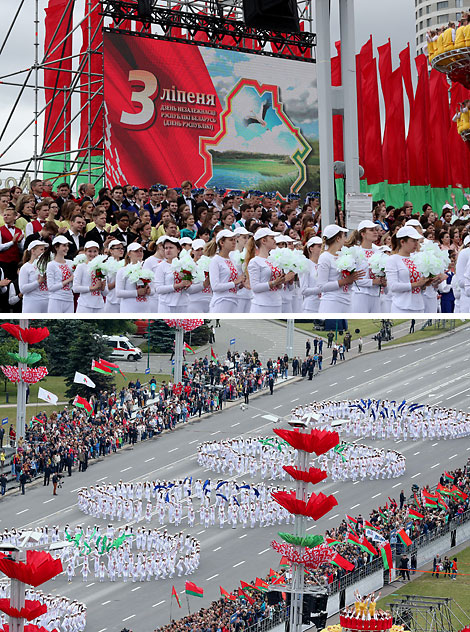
268,569,279,581
364,520,381,532
185,581,203,598
73,372,96,389
444,471,454,482
73,395,92,414
408,508,424,520
220,586,236,601
397,528,412,547
346,532,378,556
32,416,45,425
413,492,422,507
99,358,125,376
346,515,358,525
183,342,195,354
240,580,256,591
279,556,289,568
91,359,113,374
379,542,393,579
211,346,217,360
239,589,255,605
254,578,269,592
171,585,181,608
37,386,59,405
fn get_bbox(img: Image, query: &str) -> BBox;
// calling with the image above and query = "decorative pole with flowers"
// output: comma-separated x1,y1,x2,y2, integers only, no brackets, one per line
163,320,205,385
271,425,341,632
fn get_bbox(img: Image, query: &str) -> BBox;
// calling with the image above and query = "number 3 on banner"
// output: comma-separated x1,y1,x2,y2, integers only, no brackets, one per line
120,70,159,130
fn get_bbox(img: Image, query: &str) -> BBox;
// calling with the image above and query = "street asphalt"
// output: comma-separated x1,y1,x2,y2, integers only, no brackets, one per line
1,319,470,632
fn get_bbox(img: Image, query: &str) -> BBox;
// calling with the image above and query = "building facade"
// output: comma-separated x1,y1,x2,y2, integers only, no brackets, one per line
415,0,464,52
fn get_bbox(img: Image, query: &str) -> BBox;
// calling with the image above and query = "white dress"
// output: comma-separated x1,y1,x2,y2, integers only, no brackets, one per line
104,263,122,313
19,261,49,313
385,254,424,313
229,251,251,313
115,265,152,313
456,247,470,313
154,259,189,313
300,259,320,313
350,247,382,313
208,254,239,313
46,260,74,313
317,251,351,313
248,256,282,313
143,256,163,313
73,263,107,313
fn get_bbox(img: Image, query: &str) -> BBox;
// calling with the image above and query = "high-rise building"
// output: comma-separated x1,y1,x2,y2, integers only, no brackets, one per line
415,0,464,52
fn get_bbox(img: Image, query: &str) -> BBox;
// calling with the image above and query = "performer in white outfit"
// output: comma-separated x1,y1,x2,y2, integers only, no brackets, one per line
231,226,252,313
208,229,246,313
301,235,322,312
143,236,165,313
347,220,387,313
274,234,296,313
187,238,212,313
154,237,191,313
44,235,74,313
18,240,48,313
104,239,125,313
456,234,470,313
115,242,152,313
405,219,444,313
317,224,365,313
385,225,432,313
73,241,107,313
246,227,294,313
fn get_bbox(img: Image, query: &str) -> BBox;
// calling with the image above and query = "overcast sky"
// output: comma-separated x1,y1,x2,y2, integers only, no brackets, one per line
0,0,416,185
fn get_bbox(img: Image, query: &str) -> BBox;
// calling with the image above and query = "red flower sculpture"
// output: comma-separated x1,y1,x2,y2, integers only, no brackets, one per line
283,466,327,484
0,626,57,632
164,319,204,332
273,428,339,455
0,366,48,385
0,324,49,344
272,490,338,519
0,599,48,621
0,551,63,587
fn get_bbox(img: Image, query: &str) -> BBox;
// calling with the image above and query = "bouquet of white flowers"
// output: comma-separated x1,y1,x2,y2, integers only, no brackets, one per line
104,258,125,276
171,249,198,281
124,262,155,287
72,253,87,270
411,240,450,277
193,255,211,284
368,250,388,277
88,254,109,279
334,246,362,274
268,248,308,275
230,248,246,268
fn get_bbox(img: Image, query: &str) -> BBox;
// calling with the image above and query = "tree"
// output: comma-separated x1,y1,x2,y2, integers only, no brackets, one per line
185,324,210,348
86,319,137,336
62,322,114,398
39,320,83,376
147,321,175,353
0,338,48,391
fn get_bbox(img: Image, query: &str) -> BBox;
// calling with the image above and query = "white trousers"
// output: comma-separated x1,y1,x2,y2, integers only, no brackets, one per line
209,297,238,313
350,292,382,313
22,296,49,313
318,298,350,313
250,303,282,313
48,298,74,313
236,298,252,313
104,301,120,313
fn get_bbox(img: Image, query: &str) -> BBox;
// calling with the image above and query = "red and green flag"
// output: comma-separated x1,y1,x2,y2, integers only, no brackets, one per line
379,542,393,579
239,589,255,605
346,515,358,525
184,342,195,354
332,553,355,571
185,581,203,598
211,346,217,360
364,520,381,532
240,580,256,591
91,359,113,375
255,578,269,592
451,486,468,501
346,532,378,556
32,416,45,425
171,585,181,608
268,569,279,581
378,508,389,523
408,508,424,520
279,556,290,568
73,395,92,414
397,529,412,547
99,358,125,376
220,586,236,601
444,471,454,482
413,492,422,507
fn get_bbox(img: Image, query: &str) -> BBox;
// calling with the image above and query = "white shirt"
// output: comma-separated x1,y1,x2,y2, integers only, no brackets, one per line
385,254,424,312
300,259,321,311
209,254,238,304
247,255,282,307
46,260,74,303
317,251,350,306
154,259,189,310
19,261,48,301
73,262,107,309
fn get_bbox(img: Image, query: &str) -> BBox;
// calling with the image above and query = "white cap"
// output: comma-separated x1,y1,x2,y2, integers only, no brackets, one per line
380,245,392,252
322,224,348,239
179,237,193,245
233,226,251,236
52,235,70,246
109,239,124,248
275,234,294,243
464,235,470,246
442,203,453,210
127,242,144,252
306,236,323,248
161,236,180,245
191,239,206,250
27,239,46,251
357,220,377,231
405,219,422,228
215,229,235,243
396,226,422,240
461,204,470,210
156,235,167,245
253,227,278,240
84,240,99,250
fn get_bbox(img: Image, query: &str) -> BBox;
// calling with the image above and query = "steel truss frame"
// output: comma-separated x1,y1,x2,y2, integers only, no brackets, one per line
389,595,468,632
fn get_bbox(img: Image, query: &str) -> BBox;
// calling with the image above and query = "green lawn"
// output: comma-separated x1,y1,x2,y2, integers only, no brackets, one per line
294,319,407,342
384,321,466,346
212,159,293,177
379,545,470,626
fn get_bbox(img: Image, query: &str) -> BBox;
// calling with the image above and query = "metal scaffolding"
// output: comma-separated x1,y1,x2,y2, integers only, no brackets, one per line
0,0,315,190
389,595,469,632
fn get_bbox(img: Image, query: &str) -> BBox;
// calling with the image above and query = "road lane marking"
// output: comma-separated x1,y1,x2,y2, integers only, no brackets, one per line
188,440,199,445
123,615,136,622
431,442,438,446
411,473,421,478
413,452,420,456
145,457,155,462
213,547,221,552
371,493,381,499
273,405,282,409
239,534,248,539
330,383,338,386
16,509,29,515
131,587,140,592
430,463,440,469
350,504,360,510
449,454,458,459
233,561,245,568
120,467,132,472
97,476,108,481
328,513,339,520
291,398,299,402
86,582,95,587
101,601,111,605
152,601,165,607
258,548,270,555
207,574,219,580
231,423,240,427
168,447,179,451
364,369,372,373
392,483,401,488
43,499,54,504
383,361,391,365
197,530,205,535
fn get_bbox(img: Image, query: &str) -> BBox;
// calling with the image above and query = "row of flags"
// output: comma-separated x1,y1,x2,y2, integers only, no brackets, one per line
171,575,278,609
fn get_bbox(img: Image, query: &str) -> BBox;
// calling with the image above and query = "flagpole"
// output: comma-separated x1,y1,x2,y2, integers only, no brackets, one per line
186,593,191,616
174,327,184,386
170,592,173,625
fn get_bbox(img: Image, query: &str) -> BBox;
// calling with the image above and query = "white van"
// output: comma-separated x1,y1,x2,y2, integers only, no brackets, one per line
103,335,143,361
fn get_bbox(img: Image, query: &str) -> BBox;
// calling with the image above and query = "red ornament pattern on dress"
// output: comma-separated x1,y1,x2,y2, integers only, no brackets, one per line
91,271,100,296
38,278,47,292
340,271,350,293
402,258,421,294
174,270,183,293
202,271,211,294
225,258,239,293
266,261,282,291
59,264,72,291
364,248,376,279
